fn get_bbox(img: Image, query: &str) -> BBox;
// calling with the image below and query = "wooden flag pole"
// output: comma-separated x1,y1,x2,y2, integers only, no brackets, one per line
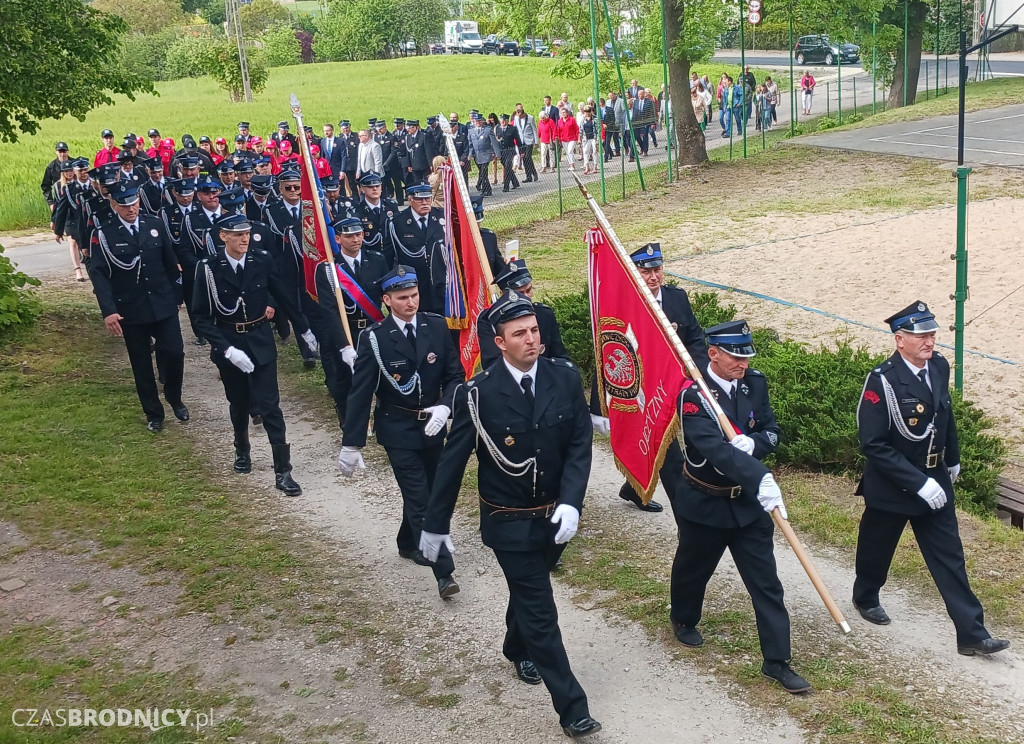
438,114,497,301
290,94,353,349
571,171,851,635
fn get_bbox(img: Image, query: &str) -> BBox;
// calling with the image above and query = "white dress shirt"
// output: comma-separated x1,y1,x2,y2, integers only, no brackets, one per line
504,358,539,390
706,363,737,398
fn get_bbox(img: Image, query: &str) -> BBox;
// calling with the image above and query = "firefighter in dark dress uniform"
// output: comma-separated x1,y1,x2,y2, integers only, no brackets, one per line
669,320,811,694
338,265,464,599
313,216,389,429
477,259,568,368
591,242,709,512
852,301,1009,656
191,213,318,496
402,119,432,186
384,184,445,314
420,291,602,740
88,181,187,432
354,173,399,264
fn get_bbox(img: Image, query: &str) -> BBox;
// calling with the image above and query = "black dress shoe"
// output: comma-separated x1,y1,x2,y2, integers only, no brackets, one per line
853,600,891,626
958,637,1010,656
761,661,812,694
502,186,509,192
193,336,208,346
514,660,542,685
438,575,460,599
672,622,704,647
618,483,663,512
399,548,433,566
147,419,163,433
251,413,263,426
562,716,602,738
275,471,302,496
171,402,189,422
303,358,317,370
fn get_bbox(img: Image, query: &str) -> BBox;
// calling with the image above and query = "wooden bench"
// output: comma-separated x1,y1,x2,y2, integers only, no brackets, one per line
997,477,1024,529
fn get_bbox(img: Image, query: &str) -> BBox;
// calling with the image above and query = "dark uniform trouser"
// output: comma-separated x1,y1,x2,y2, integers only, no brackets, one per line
521,144,537,179
669,512,792,663
493,543,590,727
385,169,405,204
214,356,287,445
384,444,455,580
500,148,520,189
121,316,185,422
301,295,348,428
475,161,492,196
853,505,989,644
181,272,204,340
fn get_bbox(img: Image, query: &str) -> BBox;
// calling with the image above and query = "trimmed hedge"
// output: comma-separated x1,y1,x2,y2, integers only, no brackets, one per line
548,287,1006,514
0,244,41,339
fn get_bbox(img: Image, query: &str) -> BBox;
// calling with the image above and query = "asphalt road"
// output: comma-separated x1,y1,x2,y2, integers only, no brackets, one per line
792,102,1024,167
712,50,1024,78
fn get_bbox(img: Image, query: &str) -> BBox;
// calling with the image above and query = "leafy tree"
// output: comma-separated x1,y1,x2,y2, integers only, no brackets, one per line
259,25,303,67
858,0,930,107
0,0,154,142
165,35,213,79
120,27,181,81
200,38,270,100
239,0,292,35
199,0,227,26
92,0,187,35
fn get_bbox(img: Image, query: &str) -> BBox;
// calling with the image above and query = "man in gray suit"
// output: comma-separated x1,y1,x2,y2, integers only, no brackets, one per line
355,129,383,180
466,113,501,198
513,102,539,183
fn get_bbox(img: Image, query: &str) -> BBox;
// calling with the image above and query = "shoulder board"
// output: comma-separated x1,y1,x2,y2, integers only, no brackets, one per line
465,368,493,388
420,312,444,321
542,356,576,371
534,301,551,309
746,368,764,377
933,350,944,359
251,248,270,258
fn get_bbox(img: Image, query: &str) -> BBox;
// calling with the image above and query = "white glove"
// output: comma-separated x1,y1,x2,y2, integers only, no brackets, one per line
337,446,365,477
730,434,755,455
591,414,610,436
341,345,358,372
757,473,788,520
419,531,455,563
423,405,450,437
948,464,961,484
551,504,580,544
917,477,947,510
300,329,319,354
223,346,255,373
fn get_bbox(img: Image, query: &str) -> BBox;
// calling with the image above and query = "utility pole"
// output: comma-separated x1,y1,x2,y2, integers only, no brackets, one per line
225,0,253,102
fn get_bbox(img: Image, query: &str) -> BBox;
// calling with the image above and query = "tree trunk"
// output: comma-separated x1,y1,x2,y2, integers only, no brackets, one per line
888,3,929,107
664,0,708,169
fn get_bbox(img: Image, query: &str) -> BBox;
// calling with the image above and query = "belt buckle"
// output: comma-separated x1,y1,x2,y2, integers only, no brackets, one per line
356,318,367,329
234,322,246,333
416,410,428,421
926,452,939,468
728,485,742,499
544,503,555,518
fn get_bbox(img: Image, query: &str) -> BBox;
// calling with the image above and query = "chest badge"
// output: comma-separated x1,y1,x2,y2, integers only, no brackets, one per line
426,352,437,364
504,435,515,446
150,228,159,237
392,373,402,381
916,403,925,413
909,417,918,426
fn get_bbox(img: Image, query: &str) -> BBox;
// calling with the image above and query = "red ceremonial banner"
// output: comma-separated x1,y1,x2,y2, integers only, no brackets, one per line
445,167,490,379
298,156,331,300
587,226,690,500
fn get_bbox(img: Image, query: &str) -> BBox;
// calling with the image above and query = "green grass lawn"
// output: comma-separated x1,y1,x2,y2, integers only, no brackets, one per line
0,55,771,233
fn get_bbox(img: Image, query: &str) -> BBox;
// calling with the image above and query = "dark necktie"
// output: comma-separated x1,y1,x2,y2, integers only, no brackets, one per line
129,224,137,236
352,259,359,276
291,206,298,220
419,217,427,232
405,324,415,345
236,261,244,279
918,369,930,391
521,374,535,405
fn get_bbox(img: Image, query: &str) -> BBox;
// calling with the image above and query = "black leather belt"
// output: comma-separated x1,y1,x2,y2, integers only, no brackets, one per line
216,315,268,334
683,463,742,499
925,449,946,469
384,403,429,421
480,498,555,521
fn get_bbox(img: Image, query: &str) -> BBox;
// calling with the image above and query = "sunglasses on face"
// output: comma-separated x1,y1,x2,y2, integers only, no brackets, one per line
282,185,301,192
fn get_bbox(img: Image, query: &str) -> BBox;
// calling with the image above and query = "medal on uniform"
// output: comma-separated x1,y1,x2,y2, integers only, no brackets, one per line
426,352,437,364
504,435,515,446
909,418,918,426
740,383,749,396
392,373,402,381
150,228,159,237
916,403,925,413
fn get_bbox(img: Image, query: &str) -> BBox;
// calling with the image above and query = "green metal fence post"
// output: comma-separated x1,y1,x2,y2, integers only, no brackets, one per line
872,21,877,115
827,82,830,117
903,0,909,107
740,0,747,158
837,54,843,124
925,60,930,99
589,0,606,203
661,0,673,181
789,5,796,133
556,141,563,216
936,0,941,98
601,0,645,190
853,75,857,111
954,166,970,390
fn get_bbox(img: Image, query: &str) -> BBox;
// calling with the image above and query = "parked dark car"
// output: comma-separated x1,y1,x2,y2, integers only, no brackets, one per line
523,38,550,56
483,34,520,56
794,35,860,65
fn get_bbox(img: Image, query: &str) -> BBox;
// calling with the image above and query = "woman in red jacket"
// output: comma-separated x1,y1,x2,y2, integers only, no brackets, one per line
556,107,580,171
537,111,557,172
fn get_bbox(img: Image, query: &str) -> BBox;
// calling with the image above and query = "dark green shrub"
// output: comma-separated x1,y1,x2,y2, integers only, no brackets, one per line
545,285,1006,514
0,244,42,338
